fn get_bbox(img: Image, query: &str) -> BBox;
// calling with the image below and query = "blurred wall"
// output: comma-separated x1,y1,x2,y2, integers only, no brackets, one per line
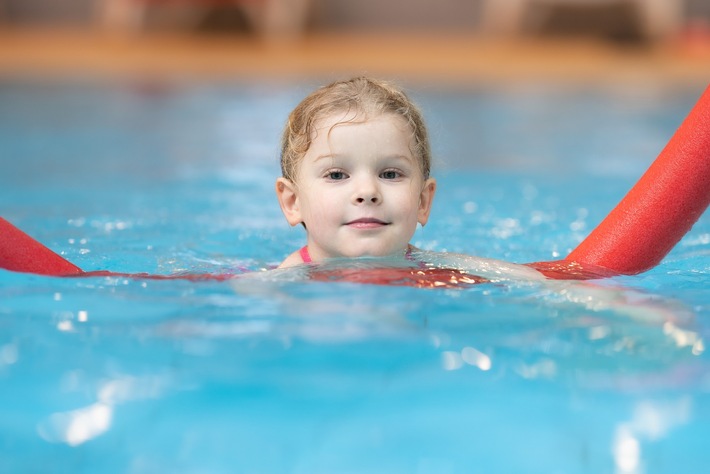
0,0,96,25
310,0,483,32
688,0,710,18
1,0,708,36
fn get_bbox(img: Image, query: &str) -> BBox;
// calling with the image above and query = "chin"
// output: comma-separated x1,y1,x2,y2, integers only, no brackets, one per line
344,246,404,259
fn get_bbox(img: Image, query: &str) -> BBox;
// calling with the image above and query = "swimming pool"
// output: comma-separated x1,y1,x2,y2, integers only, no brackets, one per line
0,78,708,473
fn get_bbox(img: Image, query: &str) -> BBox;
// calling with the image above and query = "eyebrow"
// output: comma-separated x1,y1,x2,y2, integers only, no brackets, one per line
313,153,414,163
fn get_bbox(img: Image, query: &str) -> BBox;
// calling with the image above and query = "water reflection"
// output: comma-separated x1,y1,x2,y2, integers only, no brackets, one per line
38,374,172,446
0,342,19,367
613,397,693,473
442,347,493,372
38,402,113,447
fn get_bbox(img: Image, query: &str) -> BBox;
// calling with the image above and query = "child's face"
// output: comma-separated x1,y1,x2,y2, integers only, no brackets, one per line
276,111,436,261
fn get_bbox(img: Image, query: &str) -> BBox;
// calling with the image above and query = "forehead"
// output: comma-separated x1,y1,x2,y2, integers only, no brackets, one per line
310,111,413,145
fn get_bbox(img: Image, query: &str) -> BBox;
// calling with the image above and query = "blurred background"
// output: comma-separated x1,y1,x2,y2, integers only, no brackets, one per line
0,0,709,84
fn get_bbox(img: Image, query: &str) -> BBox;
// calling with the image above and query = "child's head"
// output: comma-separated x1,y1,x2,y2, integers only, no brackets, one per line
276,77,436,263
280,76,431,184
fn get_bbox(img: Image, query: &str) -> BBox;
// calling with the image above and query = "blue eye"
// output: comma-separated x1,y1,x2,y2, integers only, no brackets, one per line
327,171,347,180
381,170,400,180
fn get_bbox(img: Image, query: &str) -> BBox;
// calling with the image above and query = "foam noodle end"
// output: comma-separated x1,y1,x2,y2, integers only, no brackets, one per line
0,217,84,276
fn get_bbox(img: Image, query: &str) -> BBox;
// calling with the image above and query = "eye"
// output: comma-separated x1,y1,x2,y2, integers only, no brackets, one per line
326,170,348,180
380,169,402,180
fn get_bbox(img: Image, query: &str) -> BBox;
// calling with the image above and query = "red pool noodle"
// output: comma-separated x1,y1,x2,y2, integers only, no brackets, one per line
0,217,83,276
565,85,710,275
0,217,233,281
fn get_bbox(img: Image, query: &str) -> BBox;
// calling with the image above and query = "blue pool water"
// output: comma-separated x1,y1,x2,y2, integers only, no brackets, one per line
0,79,708,473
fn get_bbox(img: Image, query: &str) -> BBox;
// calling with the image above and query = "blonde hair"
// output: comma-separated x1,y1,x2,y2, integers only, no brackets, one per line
280,77,431,183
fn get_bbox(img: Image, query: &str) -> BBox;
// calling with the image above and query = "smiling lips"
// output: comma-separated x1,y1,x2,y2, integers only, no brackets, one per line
346,218,390,229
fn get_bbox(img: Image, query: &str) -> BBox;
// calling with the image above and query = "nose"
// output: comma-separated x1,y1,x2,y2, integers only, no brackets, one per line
352,176,381,205
356,195,379,204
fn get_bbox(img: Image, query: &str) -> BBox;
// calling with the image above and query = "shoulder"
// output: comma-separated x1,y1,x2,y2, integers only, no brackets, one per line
278,249,304,269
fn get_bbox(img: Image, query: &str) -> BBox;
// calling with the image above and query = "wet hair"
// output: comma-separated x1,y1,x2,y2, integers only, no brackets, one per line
280,76,431,183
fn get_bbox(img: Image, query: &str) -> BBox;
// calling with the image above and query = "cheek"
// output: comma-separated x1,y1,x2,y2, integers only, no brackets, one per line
309,204,334,224
302,189,340,223
395,187,423,214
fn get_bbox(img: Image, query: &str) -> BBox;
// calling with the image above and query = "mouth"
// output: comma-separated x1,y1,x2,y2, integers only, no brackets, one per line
345,218,390,229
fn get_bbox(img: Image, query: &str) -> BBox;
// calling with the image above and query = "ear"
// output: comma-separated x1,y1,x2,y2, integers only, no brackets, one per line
275,177,303,227
417,178,436,226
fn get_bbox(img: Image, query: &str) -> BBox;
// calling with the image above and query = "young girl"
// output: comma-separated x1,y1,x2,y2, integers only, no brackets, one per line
275,76,437,268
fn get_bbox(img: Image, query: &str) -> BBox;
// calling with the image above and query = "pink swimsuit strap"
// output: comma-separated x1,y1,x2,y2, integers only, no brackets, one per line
299,245,312,263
